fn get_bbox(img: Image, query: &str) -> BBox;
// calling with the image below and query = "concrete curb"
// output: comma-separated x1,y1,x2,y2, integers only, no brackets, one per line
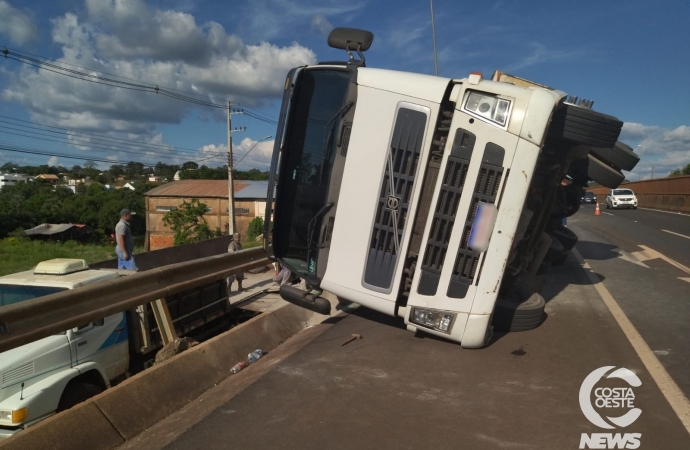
0,302,321,450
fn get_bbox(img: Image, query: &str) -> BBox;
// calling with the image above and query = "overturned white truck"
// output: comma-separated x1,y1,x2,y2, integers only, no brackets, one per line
265,28,639,348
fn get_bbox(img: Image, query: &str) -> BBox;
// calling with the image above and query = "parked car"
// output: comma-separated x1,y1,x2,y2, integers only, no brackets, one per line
581,192,597,204
606,189,638,209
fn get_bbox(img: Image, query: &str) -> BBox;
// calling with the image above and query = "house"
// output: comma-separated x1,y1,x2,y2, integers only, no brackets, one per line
148,176,162,182
0,173,30,189
144,179,270,250
36,174,59,185
123,182,136,191
24,223,97,242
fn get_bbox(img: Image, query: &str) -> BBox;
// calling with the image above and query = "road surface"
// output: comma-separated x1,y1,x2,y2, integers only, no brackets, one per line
120,206,690,450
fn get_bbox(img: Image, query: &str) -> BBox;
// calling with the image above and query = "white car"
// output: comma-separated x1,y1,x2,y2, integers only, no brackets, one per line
606,188,638,209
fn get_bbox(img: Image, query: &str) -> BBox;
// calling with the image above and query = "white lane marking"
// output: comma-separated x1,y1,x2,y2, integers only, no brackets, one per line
663,229,690,241
639,245,690,276
572,248,690,433
638,207,690,217
618,250,650,268
679,277,690,285
601,212,614,216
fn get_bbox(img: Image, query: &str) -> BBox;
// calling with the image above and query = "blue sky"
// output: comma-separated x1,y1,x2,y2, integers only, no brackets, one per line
0,0,688,179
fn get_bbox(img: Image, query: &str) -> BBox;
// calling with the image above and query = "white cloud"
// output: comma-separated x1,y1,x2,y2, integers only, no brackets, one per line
239,0,366,41
232,137,274,171
503,43,587,72
1,1,316,156
47,156,59,167
619,123,690,178
311,14,334,37
0,1,38,45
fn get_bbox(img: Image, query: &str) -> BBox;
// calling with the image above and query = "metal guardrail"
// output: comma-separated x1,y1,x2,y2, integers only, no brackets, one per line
0,248,269,353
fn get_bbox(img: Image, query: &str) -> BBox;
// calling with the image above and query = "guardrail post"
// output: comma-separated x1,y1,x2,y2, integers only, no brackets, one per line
151,298,177,345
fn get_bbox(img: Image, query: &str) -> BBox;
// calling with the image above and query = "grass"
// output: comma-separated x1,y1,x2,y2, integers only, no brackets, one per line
0,236,264,277
0,238,142,276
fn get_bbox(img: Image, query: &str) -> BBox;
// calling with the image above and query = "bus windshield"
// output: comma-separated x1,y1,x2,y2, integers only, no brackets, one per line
273,68,352,281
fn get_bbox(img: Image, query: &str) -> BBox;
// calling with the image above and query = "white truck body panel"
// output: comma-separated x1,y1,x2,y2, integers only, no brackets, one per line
0,264,126,436
321,85,439,315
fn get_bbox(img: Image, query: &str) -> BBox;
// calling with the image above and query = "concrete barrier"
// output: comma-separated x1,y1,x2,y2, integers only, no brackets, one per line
0,302,324,450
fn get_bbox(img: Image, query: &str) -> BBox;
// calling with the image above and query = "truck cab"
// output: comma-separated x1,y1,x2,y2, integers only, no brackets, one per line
266,28,632,348
0,259,127,439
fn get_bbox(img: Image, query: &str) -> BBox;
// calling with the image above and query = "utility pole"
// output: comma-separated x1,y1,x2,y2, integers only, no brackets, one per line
430,0,439,76
227,102,245,235
651,165,655,180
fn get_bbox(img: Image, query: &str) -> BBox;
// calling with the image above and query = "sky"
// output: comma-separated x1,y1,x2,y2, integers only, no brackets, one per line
0,0,688,179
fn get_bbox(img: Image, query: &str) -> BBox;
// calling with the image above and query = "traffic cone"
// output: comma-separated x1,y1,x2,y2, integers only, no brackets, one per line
594,203,601,216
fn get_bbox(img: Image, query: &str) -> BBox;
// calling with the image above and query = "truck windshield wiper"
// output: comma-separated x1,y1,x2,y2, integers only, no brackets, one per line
320,102,353,185
306,202,334,275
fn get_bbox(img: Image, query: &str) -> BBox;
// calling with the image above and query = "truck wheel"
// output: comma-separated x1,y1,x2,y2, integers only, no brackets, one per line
57,382,104,412
548,104,623,148
551,251,569,266
587,155,625,188
492,292,546,332
589,141,640,172
550,226,578,251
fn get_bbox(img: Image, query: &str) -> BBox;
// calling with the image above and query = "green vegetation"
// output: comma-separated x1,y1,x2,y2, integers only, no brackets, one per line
0,238,142,277
246,217,264,240
669,163,690,177
162,198,220,245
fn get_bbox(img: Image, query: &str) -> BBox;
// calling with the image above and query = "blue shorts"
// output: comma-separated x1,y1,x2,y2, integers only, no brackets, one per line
116,247,138,270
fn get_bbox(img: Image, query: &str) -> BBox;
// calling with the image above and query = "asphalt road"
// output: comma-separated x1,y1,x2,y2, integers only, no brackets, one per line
569,205,690,399
121,208,690,450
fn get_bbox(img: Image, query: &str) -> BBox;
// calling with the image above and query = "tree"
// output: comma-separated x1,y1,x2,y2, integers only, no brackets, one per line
246,217,264,240
161,198,214,246
109,164,125,178
182,161,199,170
669,163,690,177
84,160,97,170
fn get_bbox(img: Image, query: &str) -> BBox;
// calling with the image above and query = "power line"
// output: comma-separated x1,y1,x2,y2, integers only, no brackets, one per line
0,128,205,162
0,114,207,154
2,47,280,125
0,143,132,165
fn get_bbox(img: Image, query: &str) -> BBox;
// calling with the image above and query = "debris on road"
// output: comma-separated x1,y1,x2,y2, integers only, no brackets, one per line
248,349,263,363
231,361,249,374
341,334,363,346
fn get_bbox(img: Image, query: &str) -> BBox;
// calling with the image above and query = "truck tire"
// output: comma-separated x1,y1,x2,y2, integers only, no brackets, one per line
551,251,570,266
551,226,578,251
57,382,104,412
589,141,640,172
587,155,625,188
492,292,546,332
548,104,622,148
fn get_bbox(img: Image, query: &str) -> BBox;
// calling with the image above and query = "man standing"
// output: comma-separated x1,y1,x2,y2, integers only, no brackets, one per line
116,209,137,270
227,233,245,292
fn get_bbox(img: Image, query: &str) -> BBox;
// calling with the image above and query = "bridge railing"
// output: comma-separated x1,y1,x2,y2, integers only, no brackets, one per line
0,248,269,353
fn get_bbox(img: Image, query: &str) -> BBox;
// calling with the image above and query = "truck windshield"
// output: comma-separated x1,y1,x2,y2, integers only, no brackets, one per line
273,68,352,280
0,284,67,307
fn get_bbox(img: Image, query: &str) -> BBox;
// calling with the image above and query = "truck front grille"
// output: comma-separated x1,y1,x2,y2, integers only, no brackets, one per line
447,143,505,298
418,128,475,295
364,107,427,291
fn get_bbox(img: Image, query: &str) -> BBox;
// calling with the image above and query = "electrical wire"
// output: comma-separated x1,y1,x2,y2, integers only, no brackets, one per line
2,48,280,125
0,115,207,154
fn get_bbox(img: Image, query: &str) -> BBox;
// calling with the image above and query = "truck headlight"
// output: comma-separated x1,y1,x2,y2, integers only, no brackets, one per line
463,91,512,127
0,408,27,424
410,308,456,334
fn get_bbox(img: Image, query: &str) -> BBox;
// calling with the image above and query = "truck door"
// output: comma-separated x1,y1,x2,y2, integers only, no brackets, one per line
69,313,129,381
